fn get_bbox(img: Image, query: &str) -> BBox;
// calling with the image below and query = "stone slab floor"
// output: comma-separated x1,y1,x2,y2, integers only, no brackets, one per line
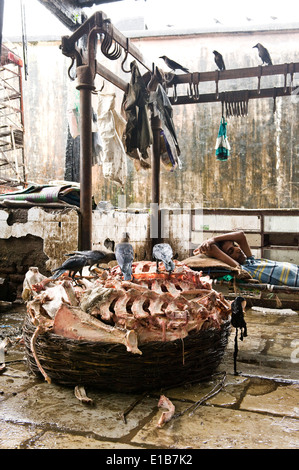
0,303,298,453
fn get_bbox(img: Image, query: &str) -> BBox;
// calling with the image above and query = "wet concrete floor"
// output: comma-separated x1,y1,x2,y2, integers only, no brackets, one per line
0,302,298,452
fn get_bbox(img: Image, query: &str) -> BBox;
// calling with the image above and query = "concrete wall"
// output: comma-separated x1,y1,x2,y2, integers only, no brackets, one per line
0,206,194,300
0,207,78,299
1,205,298,301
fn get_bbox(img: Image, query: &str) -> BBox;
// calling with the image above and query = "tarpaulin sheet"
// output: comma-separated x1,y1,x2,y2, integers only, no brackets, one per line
0,184,81,207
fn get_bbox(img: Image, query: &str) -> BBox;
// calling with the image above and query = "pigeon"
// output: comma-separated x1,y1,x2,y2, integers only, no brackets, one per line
52,255,88,280
153,243,175,274
64,250,115,268
253,43,273,65
159,55,189,73
115,232,134,281
213,50,225,71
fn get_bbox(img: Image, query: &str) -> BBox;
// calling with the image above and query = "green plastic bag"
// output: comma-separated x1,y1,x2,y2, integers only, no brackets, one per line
215,117,230,161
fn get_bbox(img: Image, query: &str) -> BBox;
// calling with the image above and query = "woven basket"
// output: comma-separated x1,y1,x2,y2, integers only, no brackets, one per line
23,315,230,393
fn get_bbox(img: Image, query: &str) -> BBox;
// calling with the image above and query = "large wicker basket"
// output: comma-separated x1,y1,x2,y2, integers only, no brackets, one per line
23,315,230,393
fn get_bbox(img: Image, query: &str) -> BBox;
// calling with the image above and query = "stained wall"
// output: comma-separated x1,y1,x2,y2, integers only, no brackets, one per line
5,24,299,209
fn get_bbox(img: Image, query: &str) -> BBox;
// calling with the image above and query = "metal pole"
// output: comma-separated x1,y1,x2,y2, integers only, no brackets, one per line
76,65,95,250
151,115,162,249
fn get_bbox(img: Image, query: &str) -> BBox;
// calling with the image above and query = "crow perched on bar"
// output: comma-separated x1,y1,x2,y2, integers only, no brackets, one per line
253,43,273,65
153,243,175,275
213,50,225,71
64,250,116,268
52,255,88,280
159,55,189,73
115,232,134,281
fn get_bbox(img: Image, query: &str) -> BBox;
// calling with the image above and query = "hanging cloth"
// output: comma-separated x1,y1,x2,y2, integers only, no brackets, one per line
97,93,127,187
149,83,181,171
215,117,230,161
122,61,152,169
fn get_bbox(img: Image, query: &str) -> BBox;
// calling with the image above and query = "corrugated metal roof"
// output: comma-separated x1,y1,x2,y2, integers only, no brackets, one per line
37,0,124,30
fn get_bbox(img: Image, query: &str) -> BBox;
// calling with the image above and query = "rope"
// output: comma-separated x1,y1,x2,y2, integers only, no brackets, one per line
20,0,28,80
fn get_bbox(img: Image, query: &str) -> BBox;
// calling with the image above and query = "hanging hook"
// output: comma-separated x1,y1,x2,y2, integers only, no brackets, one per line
289,62,294,92
193,82,199,100
257,65,262,95
215,71,220,99
283,63,288,94
188,73,194,99
121,38,131,73
100,24,121,60
173,83,178,103
92,81,105,93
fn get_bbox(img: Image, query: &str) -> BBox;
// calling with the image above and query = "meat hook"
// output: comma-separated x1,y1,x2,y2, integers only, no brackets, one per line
173,83,178,103
67,56,76,81
100,24,121,60
121,38,131,73
187,73,194,99
215,71,220,100
257,65,262,95
193,82,200,101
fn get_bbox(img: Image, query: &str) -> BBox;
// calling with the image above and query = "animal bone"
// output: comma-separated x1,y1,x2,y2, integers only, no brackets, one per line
157,395,175,428
53,303,142,355
74,385,93,405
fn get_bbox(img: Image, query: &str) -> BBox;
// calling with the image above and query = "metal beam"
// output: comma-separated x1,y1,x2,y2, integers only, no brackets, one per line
61,11,152,72
96,62,128,92
171,62,299,85
61,12,153,250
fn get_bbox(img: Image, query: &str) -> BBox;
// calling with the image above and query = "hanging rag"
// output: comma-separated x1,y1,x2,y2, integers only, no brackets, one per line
149,83,181,171
215,117,230,161
97,93,127,186
122,61,152,169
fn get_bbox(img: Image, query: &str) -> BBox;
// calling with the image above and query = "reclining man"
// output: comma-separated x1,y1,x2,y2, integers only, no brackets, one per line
193,231,299,287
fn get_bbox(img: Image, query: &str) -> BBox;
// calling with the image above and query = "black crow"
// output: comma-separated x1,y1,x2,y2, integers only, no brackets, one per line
64,250,116,267
153,243,175,274
52,255,88,280
115,232,134,281
213,50,225,71
159,55,189,73
253,43,273,65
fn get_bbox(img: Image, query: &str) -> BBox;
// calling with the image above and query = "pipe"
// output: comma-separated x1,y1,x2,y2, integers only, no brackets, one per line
151,115,162,248
76,65,95,250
